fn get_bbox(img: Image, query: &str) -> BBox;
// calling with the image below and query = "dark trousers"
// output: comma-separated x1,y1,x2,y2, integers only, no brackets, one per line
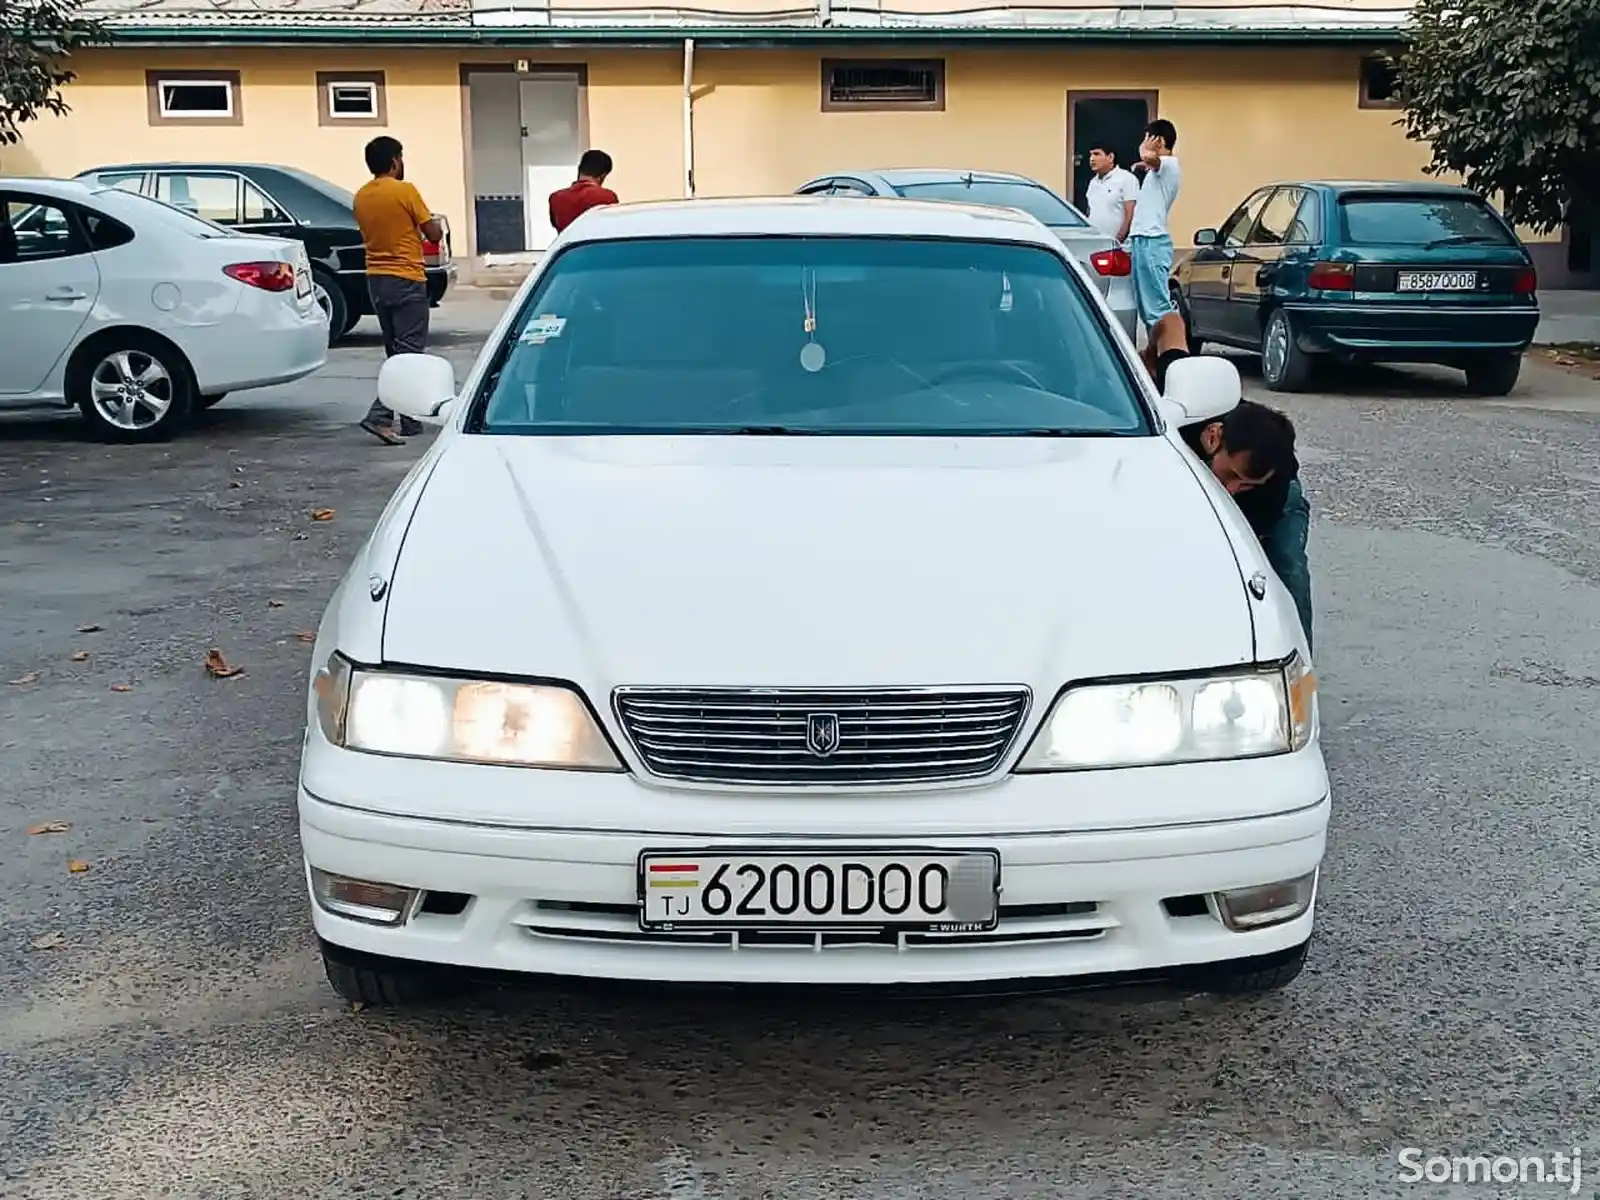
364,274,431,426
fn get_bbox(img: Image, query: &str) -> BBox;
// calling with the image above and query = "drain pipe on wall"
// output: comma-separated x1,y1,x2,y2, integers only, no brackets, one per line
683,38,696,198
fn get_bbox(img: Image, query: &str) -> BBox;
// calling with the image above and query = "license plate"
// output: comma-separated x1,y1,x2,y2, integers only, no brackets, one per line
1397,270,1477,291
638,848,1001,932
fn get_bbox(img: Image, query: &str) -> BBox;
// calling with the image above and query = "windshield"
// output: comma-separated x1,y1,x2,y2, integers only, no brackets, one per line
93,187,236,237
1339,195,1515,246
471,236,1150,438
892,180,1089,229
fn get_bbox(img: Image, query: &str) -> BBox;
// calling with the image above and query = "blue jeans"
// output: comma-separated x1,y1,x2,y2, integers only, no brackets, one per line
1129,233,1177,328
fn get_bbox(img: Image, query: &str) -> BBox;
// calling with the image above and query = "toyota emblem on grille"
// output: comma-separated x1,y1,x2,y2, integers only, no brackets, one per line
804,711,841,757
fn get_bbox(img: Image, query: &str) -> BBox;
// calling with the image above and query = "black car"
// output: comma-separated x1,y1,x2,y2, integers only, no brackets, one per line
1169,180,1539,394
74,162,456,344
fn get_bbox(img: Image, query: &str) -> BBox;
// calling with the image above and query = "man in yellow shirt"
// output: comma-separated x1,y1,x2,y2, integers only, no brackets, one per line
353,135,445,444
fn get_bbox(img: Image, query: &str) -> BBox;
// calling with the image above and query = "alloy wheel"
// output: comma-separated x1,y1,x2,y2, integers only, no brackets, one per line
89,350,174,433
1263,313,1290,384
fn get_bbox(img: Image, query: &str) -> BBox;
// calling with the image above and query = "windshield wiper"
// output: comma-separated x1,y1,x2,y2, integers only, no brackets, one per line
730,425,812,435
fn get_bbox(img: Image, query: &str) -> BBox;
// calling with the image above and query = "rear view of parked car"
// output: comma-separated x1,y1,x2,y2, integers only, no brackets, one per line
796,169,1138,340
1170,181,1539,394
0,177,328,441
74,162,456,345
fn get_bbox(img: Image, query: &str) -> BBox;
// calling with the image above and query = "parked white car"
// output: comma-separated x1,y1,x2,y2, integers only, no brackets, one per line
0,177,328,441
298,196,1326,1007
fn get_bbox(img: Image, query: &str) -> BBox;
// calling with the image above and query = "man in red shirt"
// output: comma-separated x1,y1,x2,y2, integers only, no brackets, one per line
549,150,619,234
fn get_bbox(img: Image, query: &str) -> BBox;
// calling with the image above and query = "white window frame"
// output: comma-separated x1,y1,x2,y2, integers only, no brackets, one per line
157,77,236,120
325,79,380,120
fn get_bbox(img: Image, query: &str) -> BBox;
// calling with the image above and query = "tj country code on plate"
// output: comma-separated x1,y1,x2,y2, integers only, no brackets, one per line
638,849,1000,932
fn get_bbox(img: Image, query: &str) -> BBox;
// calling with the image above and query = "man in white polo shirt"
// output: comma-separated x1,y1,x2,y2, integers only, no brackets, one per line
1084,143,1139,244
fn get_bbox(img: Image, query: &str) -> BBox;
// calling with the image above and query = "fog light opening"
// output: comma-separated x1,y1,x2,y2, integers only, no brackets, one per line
310,867,419,926
1214,870,1317,932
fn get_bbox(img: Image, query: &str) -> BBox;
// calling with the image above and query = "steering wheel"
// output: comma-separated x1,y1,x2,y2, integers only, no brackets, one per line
926,361,1047,392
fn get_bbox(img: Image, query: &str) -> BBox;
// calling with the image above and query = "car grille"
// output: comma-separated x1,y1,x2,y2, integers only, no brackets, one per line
612,686,1031,785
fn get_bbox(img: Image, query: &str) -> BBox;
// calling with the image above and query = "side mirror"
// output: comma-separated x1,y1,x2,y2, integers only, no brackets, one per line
376,353,456,423
1194,228,1219,246
1160,355,1241,425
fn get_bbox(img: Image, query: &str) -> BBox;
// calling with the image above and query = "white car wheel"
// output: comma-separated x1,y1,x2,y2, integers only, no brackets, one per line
72,337,194,443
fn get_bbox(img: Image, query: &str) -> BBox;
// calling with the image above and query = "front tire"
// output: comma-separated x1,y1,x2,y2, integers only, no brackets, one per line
1179,938,1310,995
69,333,195,443
1463,352,1522,396
319,937,456,1007
1260,308,1313,392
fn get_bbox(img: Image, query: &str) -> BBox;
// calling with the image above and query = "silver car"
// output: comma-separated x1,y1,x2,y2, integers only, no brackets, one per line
795,168,1138,340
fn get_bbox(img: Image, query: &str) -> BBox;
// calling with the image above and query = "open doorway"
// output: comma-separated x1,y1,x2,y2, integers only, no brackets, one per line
1067,91,1158,213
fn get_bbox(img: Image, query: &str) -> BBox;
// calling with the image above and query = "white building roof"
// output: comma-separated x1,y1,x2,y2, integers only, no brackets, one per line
79,0,1412,35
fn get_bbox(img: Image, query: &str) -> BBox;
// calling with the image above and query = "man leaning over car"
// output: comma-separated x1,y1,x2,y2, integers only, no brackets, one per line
1147,313,1314,651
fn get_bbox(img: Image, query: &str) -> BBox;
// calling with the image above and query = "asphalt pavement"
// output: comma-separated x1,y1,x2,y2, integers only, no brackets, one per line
3,298,1599,1200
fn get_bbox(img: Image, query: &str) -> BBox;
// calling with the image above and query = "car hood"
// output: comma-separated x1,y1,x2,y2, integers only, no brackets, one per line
380,435,1257,690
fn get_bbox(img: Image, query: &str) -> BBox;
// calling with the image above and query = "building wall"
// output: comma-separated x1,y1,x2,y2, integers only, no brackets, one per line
7,41,1567,274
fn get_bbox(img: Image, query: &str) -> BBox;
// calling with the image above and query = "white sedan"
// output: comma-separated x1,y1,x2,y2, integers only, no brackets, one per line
298,196,1327,1006
0,177,328,441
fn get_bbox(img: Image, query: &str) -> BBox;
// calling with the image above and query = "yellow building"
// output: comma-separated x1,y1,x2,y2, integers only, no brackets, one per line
9,0,1590,287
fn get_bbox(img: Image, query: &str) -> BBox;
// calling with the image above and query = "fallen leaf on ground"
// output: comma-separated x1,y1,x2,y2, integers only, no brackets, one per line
70,651,89,663
268,599,285,608
8,671,39,686
109,683,133,693
349,1001,367,1015
295,630,316,643
311,508,336,522
29,933,67,951
229,480,244,490
77,623,103,633
1554,354,1577,366
204,648,245,679
67,860,90,874
26,821,71,836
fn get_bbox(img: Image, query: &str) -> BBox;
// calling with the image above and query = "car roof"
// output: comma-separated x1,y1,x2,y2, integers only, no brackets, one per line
872,168,1042,187
0,176,100,201
1287,179,1481,196
559,195,1061,247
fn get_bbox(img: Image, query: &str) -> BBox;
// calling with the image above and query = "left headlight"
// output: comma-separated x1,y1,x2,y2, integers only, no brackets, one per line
1015,654,1317,772
312,653,624,771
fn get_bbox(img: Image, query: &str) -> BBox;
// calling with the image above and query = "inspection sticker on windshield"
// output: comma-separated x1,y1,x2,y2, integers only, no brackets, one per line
520,314,566,344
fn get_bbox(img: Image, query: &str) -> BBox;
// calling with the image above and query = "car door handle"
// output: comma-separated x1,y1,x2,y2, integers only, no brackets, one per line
46,287,87,301
1221,266,1231,280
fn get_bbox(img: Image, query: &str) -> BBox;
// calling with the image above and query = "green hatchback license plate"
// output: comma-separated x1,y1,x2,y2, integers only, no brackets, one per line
1397,270,1477,291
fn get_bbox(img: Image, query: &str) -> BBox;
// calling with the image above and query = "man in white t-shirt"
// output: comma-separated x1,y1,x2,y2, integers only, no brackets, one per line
1127,118,1183,332
1084,144,1139,244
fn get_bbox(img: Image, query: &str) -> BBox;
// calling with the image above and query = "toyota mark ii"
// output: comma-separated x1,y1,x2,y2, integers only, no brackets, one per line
297,196,1328,1005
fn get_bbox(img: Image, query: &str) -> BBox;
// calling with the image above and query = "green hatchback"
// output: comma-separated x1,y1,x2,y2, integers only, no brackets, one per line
1169,181,1540,395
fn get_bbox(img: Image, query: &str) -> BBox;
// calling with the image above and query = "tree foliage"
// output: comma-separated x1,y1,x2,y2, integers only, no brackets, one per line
0,0,110,145
1398,0,1600,233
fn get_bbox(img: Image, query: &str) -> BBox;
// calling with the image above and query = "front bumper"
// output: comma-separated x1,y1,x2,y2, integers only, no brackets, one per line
1286,301,1539,358
298,755,1330,987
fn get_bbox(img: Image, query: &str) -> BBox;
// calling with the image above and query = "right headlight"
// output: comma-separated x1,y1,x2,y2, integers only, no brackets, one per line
312,652,624,771
1015,654,1317,772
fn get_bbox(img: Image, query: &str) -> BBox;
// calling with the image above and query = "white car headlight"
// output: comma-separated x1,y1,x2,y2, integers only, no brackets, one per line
1016,655,1317,772
313,653,623,771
